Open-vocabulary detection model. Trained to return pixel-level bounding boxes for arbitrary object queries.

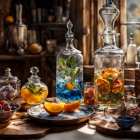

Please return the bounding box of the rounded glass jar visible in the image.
[0,68,21,100]
[21,66,48,105]
[94,0,124,108]
[56,21,83,103]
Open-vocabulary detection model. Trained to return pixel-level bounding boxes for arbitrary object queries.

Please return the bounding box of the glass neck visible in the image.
[102,34,117,47]
[28,74,40,83]
[66,39,74,49]
[130,39,134,44]
[16,4,22,24]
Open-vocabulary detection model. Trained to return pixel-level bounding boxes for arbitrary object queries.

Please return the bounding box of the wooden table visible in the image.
[0,97,137,140]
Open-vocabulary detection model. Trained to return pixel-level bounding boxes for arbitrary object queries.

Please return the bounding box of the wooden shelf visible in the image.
[30,23,66,27]
[0,54,54,60]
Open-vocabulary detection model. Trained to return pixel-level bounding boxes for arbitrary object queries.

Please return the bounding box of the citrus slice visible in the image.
[64,100,81,112]
[96,78,111,95]
[112,85,122,94]
[66,82,73,90]
[43,102,65,115]
[102,68,119,80]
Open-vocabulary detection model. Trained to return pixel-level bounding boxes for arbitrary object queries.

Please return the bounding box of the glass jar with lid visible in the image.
[0,68,21,100]
[21,66,48,105]
[56,21,83,104]
[94,0,124,108]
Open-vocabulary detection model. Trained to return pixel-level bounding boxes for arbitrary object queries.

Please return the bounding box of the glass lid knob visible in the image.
[130,33,134,40]
[65,20,74,40]
[30,66,39,75]
[5,68,12,77]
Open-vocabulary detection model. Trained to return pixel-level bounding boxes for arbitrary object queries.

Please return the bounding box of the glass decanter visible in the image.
[94,0,124,109]
[21,66,48,105]
[56,20,83,103]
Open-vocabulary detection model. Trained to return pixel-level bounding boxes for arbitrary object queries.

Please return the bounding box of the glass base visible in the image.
[97,103,121,110]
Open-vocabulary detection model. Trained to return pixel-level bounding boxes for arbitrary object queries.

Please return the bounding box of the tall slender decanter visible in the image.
[56,21,83,103]
[94,0,124,108]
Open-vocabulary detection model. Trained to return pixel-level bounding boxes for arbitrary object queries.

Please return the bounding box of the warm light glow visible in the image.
[77,124,96,135]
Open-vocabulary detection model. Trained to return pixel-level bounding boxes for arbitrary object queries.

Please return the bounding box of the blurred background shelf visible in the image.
[30,23,66,27]
[0,54,54,60]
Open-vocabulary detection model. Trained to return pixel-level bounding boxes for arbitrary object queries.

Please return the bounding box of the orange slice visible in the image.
[96,78,111,95]
[66,82,73,90]
[112,85,122,94]
[102,68,119,79]
[43,102,65,115]
[64,100,81,113]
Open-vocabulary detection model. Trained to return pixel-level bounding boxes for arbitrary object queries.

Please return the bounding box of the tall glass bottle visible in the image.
[94,0,124,108]
[56,21,83,103]
[127,33,136,66]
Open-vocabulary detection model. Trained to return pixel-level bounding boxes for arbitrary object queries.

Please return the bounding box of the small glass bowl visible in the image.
[84,82,96,106]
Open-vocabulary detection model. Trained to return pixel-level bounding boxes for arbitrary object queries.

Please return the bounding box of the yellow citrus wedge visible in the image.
[96,78,111,95]
[43,102,65,115]
[64,100,81,113]
[66,82,73,90]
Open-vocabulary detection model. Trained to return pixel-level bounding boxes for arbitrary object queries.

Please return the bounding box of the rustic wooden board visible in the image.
[0,118,86,139]
[0,98,91,139]
[89,110,140,138]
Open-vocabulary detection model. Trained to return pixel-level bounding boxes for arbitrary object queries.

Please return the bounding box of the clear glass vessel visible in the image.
[94,0,124,108]
[21,66,48,105]
[127,33,136,66]
[56,21,83,103]
[0,68,21,100]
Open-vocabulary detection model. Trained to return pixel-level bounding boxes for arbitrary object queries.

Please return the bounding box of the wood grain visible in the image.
[89,109,140,138]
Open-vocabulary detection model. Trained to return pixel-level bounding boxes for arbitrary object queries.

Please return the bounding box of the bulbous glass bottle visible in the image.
[94,0,124,108]
[21,66,48,105]
[56,21,83,103]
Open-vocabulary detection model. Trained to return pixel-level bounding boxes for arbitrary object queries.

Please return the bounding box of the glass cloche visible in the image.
[21,66,48,105]
[56,21,83,103]
[0,68,21,100]
[94,0,124,108]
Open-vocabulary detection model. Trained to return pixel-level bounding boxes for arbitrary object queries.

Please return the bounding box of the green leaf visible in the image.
[28,88,36,95]
[62,75,65,79]
[107,78,113,83]
[68,68,74,78]
[36,87,43,94]
[29,83,36,90]
[59,58,65,68]
[66,56,75,69]
[74,68,80,79]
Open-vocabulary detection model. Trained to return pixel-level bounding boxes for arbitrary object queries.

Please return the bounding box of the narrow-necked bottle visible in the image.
[94,0,124,108]
[127,33,136,66]
[56,21,83,103]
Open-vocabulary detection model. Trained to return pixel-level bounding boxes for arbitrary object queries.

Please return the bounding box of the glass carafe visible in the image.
[94,0,124,108]
[21,66,48,105]
[56,21,83,103]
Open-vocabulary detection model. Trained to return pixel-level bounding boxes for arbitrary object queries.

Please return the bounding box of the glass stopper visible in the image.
[30,66,39,75]
[130,33,134,40]
[65,20,74,41]
[99,0,119,35]
[5,68,12,77]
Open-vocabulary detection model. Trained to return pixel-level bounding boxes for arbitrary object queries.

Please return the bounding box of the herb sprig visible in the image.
[28,83,43,95]
[59,56,81,90]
